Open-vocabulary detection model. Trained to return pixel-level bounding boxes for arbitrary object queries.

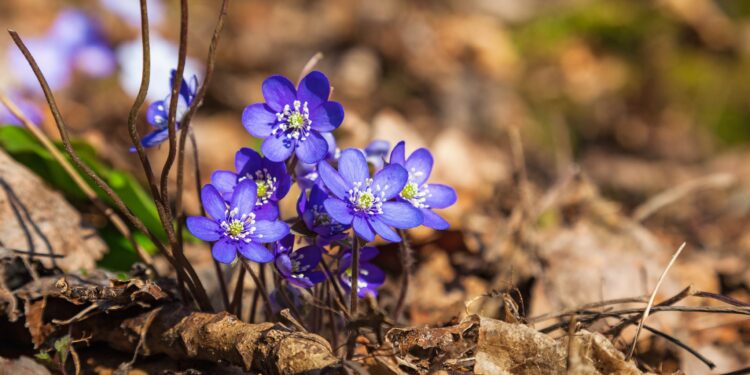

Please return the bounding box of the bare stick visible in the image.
[633,174,735,222]
[626,242,686,360]
[0,93,155,271]
[391,228,413,323]
[297,52,324,84]
[643,324,715,370]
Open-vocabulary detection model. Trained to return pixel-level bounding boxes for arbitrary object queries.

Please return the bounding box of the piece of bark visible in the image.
[0,356,52,375]
[77,303,340,374]
[0,149,106,272]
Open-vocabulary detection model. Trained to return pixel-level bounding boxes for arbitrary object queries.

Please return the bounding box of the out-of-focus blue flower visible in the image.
[297,184,350,245]
[389,141,457,230]
[338,246,385,298]
[0,93,43,127]
[268,283,305,315]
[363,140,390,171]
[117,35,202,101]
[294,132,338,190]
[6,9,115,93]
[242,71,344,163]
[186,180,290,264]
[318,148,422,242]
[130,69,197,151]
[273,234,325,288]
[211,148,291,220]
[100,0,165,27]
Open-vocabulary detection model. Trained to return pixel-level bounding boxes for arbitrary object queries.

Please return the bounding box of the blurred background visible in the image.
[2,0,750,372]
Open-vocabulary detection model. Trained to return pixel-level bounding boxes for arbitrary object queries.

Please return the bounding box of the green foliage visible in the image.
[0,126,163,270]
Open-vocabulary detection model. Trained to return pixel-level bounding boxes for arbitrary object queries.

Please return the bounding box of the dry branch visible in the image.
[78,304,340,374]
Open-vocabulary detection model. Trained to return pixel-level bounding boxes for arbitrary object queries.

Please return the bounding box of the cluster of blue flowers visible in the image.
[179,70,456,299]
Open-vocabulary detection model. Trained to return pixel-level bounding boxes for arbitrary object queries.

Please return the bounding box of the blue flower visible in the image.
[242,71,344,163]
[389,141,457,230]
[294,132,338,190]
[362,140,390,171]
[318,148,422,242]
[6,9,115,93]
[100,0,165,27]
[273,234,325,288]
[211,148,291,221]
[117,35,202,101]
[130,69,198,151]
[338,246,385,298]
[186,180,290,264]
[297,184,350,245]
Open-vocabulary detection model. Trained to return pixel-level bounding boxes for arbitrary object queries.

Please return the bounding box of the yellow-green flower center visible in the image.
[256,180,269,198]
[227,220,244,237]
[356,191,375,210]
[287,112,305,129]
[400,182,419,200]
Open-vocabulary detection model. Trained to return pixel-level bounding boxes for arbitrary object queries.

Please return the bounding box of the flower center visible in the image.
[227,220,244,237]
[239,169,277,205]
[347,179,386,216]
[356,191,375,210]
[287,112,305,129]
[400,182,419,200]
[257,180,269,199]
[221,208,256,242]
[400,181,430,209]
[274,100,312,141]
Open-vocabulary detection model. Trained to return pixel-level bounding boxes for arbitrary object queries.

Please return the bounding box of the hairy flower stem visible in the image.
[242,259,274,321]
[350,235,361,316]
[392,229,413,322]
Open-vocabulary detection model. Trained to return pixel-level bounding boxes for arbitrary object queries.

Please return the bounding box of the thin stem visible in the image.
[124,0,205,309]
[229,265,246,316]
[248,285,260,323]
[392,229,412,323]
[350,235,361,316]
[174,0,230,223]
[320,258,350,318]
[242,259,274,320]
[326,281,340,355]
[0,93,155,273]
[275,274,309,331]
[159,0,189,205]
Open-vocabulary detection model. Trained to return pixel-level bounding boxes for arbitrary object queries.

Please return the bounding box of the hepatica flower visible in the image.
[390,141,457,230]
[319,148,422,242]
[339,246,385,298]
[242,71,344,163]
[295,132,338,190]
[273,234,325,288]
[7,9,115,93]
[131,69,198,151]
[363,140,390,171]
[186,180,289,264]
[297,185,350,244]
[212,148,290,221]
